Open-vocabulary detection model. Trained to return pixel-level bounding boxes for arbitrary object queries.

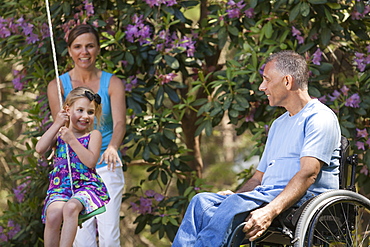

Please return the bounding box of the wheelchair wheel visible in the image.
[294,190,370,247]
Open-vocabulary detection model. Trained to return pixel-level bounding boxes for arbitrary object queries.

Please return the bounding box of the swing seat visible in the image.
[78,205,106,225]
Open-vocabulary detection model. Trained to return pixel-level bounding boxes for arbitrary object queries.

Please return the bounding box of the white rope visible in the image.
[45,0,74,195]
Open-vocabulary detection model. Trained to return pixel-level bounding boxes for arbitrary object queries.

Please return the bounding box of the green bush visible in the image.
[0,0,369,245]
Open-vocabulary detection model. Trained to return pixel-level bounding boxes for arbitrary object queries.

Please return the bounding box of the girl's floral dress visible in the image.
[42,133,110,223]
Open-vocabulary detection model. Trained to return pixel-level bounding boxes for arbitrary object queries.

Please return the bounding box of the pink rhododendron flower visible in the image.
[340,85,349,96]
[360,165,368,176]
[356,128,368,138]
[312,48,322,65]
[345,93,361,108]
[356,141,365,150]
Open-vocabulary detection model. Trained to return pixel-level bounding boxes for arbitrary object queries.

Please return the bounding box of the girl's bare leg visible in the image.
[44,201,65,247]
[60,199,83,247]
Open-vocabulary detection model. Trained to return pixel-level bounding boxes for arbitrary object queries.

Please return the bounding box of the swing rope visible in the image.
[44,1,107,225]
[45,0,74,195]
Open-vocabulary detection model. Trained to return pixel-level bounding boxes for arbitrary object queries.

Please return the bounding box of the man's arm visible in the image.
[217,170,263,196]
[236,170,263,193]
[242,156,323,241]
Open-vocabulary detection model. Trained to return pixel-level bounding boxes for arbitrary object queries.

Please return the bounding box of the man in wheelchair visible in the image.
[172,50,342,247]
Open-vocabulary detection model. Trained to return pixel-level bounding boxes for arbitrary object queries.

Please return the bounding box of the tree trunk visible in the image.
[179,0,222,178]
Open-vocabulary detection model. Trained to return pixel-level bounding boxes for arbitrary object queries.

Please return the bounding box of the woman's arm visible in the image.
[100,75,126,170]
[47,78,64,119]
[61,129,102,168]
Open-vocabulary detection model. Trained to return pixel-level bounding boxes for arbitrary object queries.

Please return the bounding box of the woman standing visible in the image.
[47,24,126,247]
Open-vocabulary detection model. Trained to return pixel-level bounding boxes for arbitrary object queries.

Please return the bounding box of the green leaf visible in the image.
[143,145,151,161]
[62,2,71,16]
[308,0,327,4]
[308,86,321,98]
[148,169,159,180]
[192,98,208,106]
[168,217,178,226]
[300,2,310,17]
[181,1,198,7]
[252,51,258,68]
[154,54,162,64]
[210,105,223,117]
[297,42,315,53]
[133,141,143,157]
[228,25,239,36]
[250,0,258,8]
[135,216,148,234]
[153,217,162,224]
[289,3,301,22]
[195,120,212,136]
[280,43,288,50]
[164,85,180,103]
[355,1,365,13]
[324,7,334,23]
[320,27,331,46]
[148,142,160,155]
[155,86,165,109]
[235,94,250,108]
[218,26,228,49]
[228,109,239,118]
[317,62,334,74]
[164,55,180,69]
[264,22,273,39]
[339,126,350,138]
[355,107,366,116]
[161,170,168,184]
[184,186,194,196]
[125,52,135,65]
[223,94,233,110]
[163,129,176,140]
[341,121,356,128]
[174,8,186,23]
[326,3,341,9]
[197,102,212,117]
[205,120,213,136]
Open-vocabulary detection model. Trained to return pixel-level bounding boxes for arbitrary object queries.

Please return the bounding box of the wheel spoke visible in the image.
[294,191,370,247]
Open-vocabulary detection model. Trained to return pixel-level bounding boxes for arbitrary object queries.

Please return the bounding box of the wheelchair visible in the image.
[227,136,370,247]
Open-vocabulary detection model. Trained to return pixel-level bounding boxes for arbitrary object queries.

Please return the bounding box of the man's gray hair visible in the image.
[266,50,309,90]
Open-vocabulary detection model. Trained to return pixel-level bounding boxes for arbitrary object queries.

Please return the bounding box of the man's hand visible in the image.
[217,190,234,196]
[242,206,275,241]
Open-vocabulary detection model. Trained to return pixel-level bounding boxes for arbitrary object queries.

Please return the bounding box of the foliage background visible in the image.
[0,0,369,246]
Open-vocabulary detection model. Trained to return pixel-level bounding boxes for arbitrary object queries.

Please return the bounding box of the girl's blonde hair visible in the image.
[63,86,102,131]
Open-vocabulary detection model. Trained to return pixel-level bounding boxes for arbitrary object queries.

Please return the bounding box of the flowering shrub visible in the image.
[0,0,369,245]
[128,189,178,239]
[123,172,210,239]
[0,221,21,242]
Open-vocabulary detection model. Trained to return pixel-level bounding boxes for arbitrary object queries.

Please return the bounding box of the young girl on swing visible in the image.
[36,86,110,247]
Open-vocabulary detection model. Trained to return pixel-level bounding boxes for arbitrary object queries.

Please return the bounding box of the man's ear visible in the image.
[285,75,294,90]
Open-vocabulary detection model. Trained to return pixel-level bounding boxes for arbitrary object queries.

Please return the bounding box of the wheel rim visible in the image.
[304,199,370,247]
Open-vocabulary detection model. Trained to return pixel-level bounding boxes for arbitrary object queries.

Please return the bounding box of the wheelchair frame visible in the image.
[227,137,370,247]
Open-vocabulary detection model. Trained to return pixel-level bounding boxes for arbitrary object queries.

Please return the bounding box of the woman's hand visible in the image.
[99,145,122,171]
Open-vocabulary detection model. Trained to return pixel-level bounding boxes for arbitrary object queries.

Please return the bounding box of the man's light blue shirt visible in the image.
[257,99,341,194]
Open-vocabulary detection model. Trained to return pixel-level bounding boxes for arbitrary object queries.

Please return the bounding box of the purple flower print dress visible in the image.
[42,133,110,223]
